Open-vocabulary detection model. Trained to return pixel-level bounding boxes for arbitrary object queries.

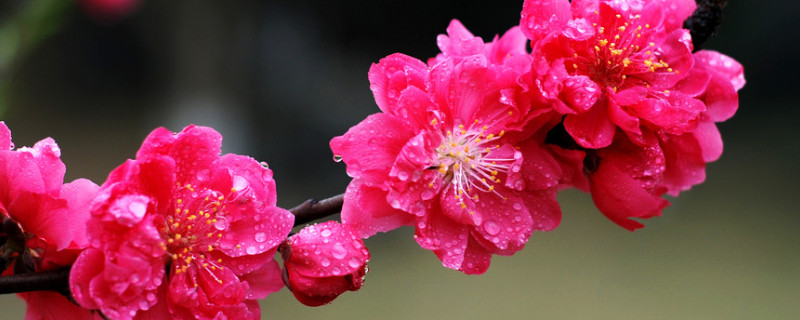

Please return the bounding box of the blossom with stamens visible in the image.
[332,22,569,274]
[521,0,701,148]
[69,125,294,320]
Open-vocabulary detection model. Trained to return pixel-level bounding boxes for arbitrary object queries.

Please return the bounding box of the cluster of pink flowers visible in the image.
[3,124,370,319]
[1,0,743,318]
[332,0,743,274]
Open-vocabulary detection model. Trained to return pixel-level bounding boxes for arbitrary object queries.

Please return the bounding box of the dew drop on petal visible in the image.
[246,246,258,255]
[483,220,501,236]
[320,258,331,267]
[332,243,347,260]
[214,218,229,231]
[321,229,332,237]
[333,155,343,162]
[254,232,267,243]
[348,258,361,269]
[232,175,249,191]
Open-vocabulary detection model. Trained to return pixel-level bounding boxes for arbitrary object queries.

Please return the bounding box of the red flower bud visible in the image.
[280,221,370,306]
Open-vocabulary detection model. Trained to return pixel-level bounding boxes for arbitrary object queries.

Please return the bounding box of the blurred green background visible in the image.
[1,0,798,319]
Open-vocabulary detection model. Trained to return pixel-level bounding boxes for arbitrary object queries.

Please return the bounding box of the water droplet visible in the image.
[397,171,409,181]
[348,258,361,268]
[512,202,523,211]
[232,175,249,191]
[332,243,347,260]
[254,232,267,243]
[483,220,501,236]
[333,155,343,162]
[246,246,258,255]
[146,293,156,301]
[320,258,331,267]
[214,218,229,231]
[421,190,435,200]
[321,229,332,237]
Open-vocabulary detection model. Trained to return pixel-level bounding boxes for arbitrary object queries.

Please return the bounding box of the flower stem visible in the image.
[288,193,344,227]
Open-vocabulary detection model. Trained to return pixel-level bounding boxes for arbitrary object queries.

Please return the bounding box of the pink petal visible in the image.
[520,0,572,41]
[8,192,72,250]
[459,238,492,275]
[701,71,739,122]
[470,193,532,255]
[395,85,436,128]
[340,180,414,238]
[220,205,293,258]
[330,113,414,185]
[674,68,712,98]
[0,121,11,150]
[239,259,284,299]
[368,53,428,115]
[487,26,529,63]
[216,154,277,206]
[414,208,470,271]
[589,157,669,231]
[660,132,706,196]
[649,0,696,31]
[522,189,562,231]
[60,178,100,247]
[694,50,745,91]
[693,121,723,162]
[70,248,105,310]
[564,101,616,149]
[28,138,66,196]
[437,19,485,59]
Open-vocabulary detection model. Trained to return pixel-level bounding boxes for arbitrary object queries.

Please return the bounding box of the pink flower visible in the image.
[279,221,369,307]
[332,22,570,274]
[521,0,702,148]
[0,121,101,320]
[69,125,294,320]
[578,50,743,230]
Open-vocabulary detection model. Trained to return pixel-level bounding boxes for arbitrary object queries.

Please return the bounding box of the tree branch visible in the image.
[289,194,344,227]
[0,268,70,294]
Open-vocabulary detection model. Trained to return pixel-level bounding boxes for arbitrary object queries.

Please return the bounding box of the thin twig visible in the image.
[0,268,70,294]
[288,194,345,227]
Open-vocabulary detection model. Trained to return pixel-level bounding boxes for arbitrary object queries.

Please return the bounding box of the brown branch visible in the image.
[0,268,70,294]
[289,194,344,227]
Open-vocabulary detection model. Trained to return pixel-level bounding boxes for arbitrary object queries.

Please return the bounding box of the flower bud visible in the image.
[279,221,370,306]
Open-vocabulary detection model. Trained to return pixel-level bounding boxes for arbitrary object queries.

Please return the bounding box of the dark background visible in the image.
[1,1,798,318]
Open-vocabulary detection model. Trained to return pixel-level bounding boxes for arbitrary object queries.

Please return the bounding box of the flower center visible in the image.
[158,183,239,275]
[431,119,515,210]
[567,12,677,92]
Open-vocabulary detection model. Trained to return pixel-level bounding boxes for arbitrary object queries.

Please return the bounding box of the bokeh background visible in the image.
[1,0,797,319]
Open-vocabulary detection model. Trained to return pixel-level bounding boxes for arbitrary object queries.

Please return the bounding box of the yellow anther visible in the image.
[176,199,182,204]
[618,26,626,31]
[623,58,632,67]
[598,39,608,46]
